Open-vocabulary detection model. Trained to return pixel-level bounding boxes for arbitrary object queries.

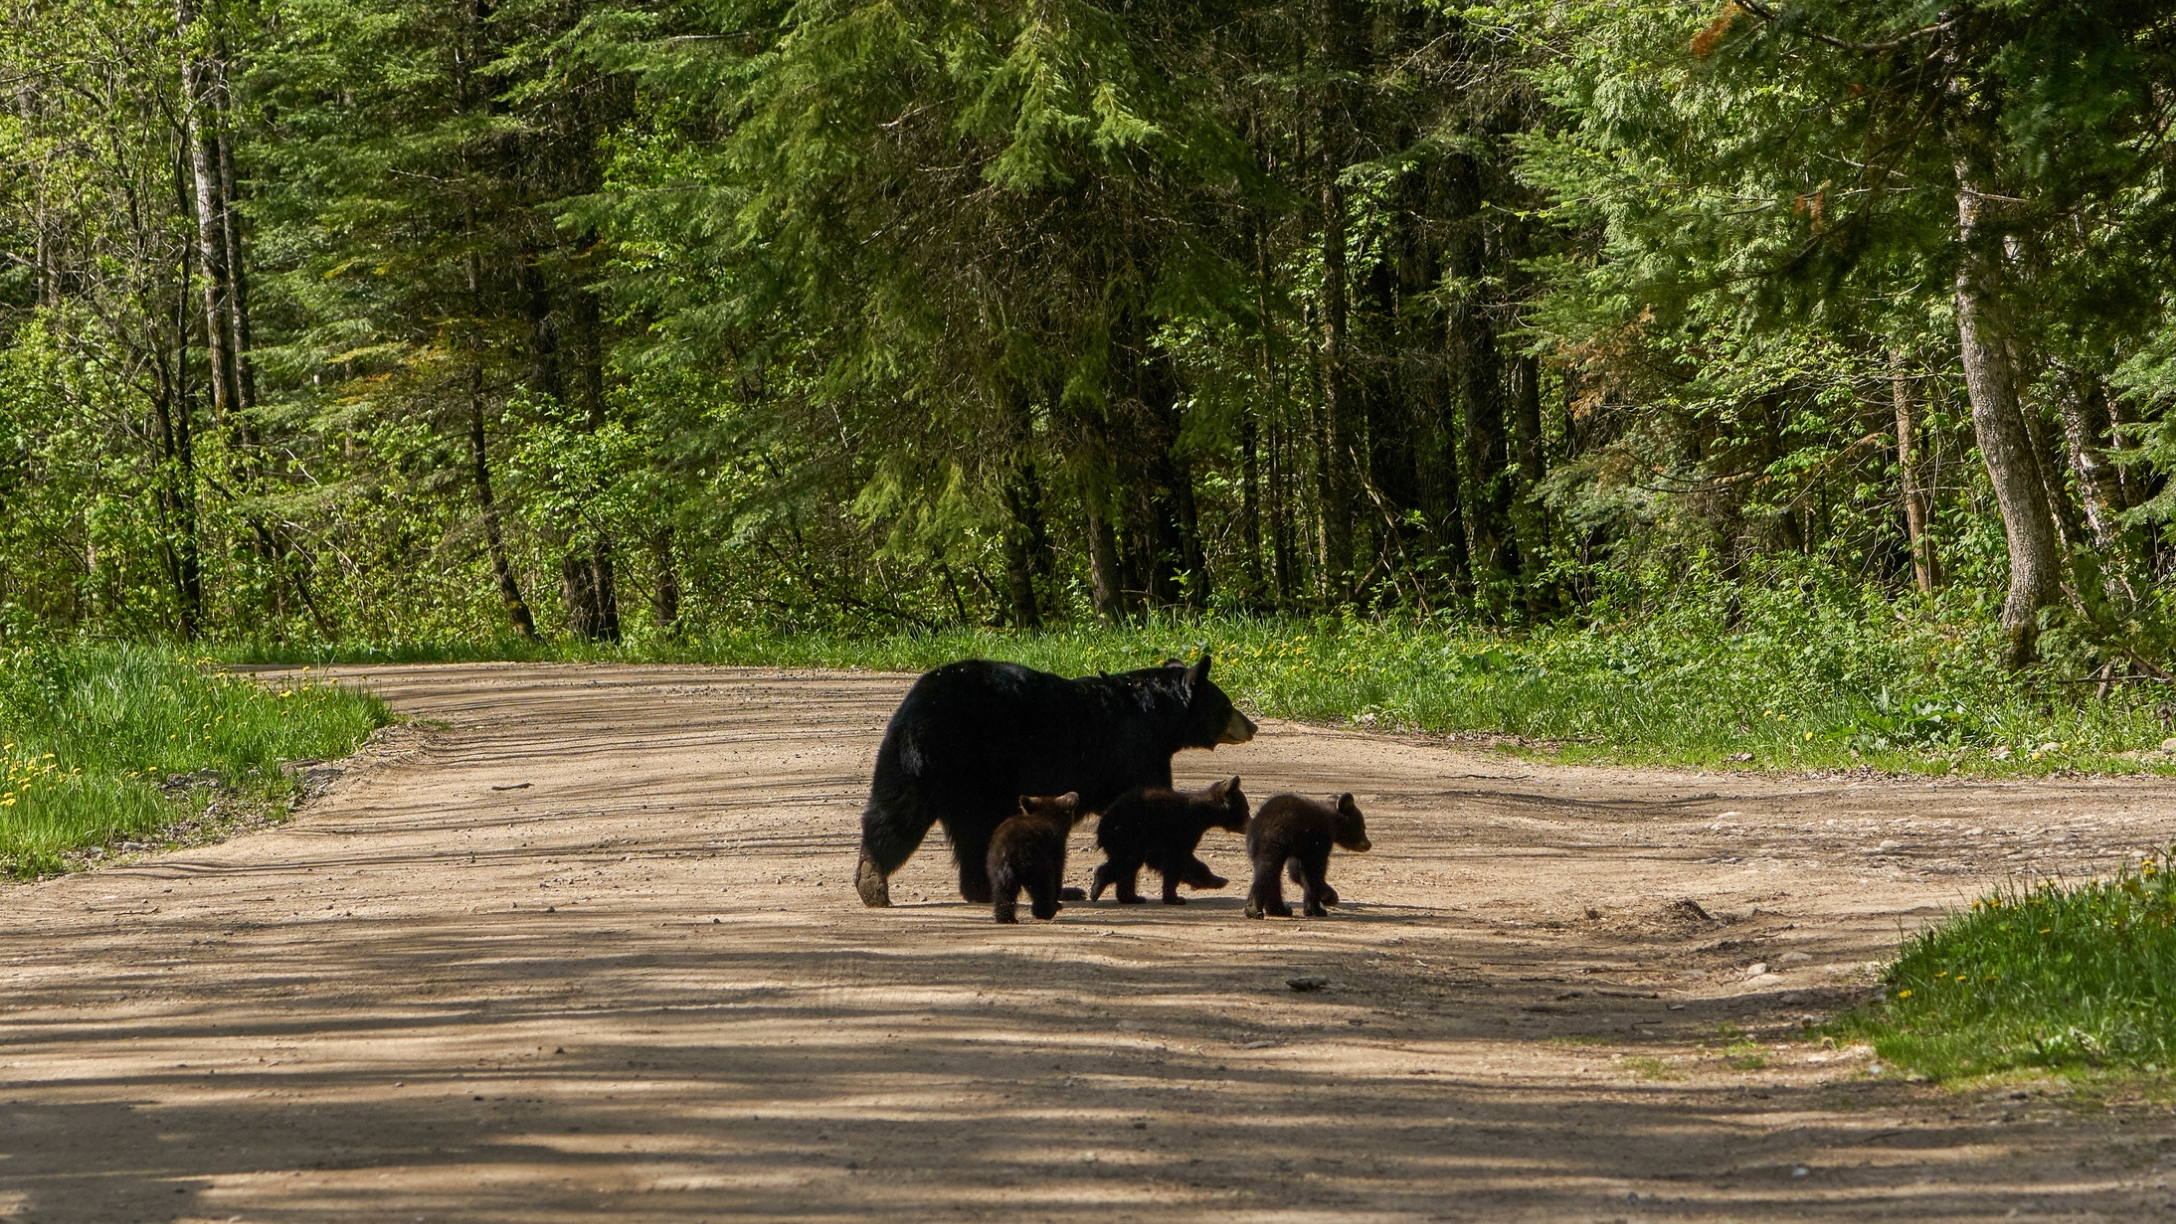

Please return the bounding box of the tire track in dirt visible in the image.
[2,663,2173,1222]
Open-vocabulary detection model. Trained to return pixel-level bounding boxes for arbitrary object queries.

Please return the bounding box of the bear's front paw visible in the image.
[856,852,892,908]
[1303,902,1329,918]
[1161,894,1187,906]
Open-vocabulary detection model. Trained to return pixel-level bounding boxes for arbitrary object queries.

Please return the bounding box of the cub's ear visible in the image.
[1225,775,1242,791]
[1336,792,1359,815]
[1160,657,1185,668]
[1185,652,1212,687]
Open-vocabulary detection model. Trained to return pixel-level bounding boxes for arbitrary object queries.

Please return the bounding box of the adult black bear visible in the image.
[987,792,1084,923]
[1244,793,1371,918]
[856,654,1257,907]
[1089,777,1250,905]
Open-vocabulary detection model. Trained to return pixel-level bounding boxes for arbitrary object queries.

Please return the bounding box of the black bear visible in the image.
[987,792,1084,923]
[1089,777,1250,905]
[1244,793,1371,918]
[857,654,1256,907]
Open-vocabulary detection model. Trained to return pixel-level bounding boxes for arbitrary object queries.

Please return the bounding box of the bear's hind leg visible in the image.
[948,821,996,904]
[1027,864,1062,920]
[1289,857,1338,906]
[1297,851,1334,917]
[1245,856,1291,919]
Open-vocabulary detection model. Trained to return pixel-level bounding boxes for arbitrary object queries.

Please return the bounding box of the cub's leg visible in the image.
[1245,851,1292,919]
[1027,863,1063,921]
[1296,850,1335,917]
[1289,857,1337,905]
[990,865,1021,924]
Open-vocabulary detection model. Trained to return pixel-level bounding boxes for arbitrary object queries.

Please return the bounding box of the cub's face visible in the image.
[1332,793,1372,852]
[1017,791,1084,826]
[1206,775,1250,832]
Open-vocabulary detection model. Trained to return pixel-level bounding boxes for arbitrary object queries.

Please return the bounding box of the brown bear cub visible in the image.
[1089,777,1250,905]
[1244,793,1371,918]
[986,792,1084,923]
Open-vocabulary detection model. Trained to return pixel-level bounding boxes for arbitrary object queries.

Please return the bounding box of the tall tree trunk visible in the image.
[1240,412,1263,604]
[649,527,681,635]
[1890,350,1941,595]
[469,366,539,641]
[1450,157,1513,587]
[1314,0,1363,605]
[215,123,256,413]
[1952,167,2061,666]
[1086,499,1126,624]
[1509,353,1547,583]
[177,0,238,425]
[2056,370,2127,554]
[166,186,204,639]
[1268,415,1296,605]
[999,390,1044,629]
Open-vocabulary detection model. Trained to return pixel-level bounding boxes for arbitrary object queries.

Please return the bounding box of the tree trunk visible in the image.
[1314,0,1363,605]
[469,367,539,641]
[2056,370,2126,554]
[178,0,238,425]
[164,185,204,639]
[1952,167,2061,666]
[1000,391,1044,629]
[1450,157,1513,586]
[1890,350,1941,595]
[1509,352,1547,582]
[1086,500,1126,624]
[1240,412,1263,603]
[1268,415,1296,605]
[649,527,681,635]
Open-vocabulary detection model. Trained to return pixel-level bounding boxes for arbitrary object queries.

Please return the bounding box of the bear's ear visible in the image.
[1160,657,1185,669]
[1336,793,1359,816]
[1223,775,1242,793]
[1185,652,1212,687]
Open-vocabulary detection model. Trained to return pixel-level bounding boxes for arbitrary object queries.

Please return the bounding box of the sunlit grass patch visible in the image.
[1837,849,2176,1081]
[0,646,390,878]
[1619,1055,1688,1080]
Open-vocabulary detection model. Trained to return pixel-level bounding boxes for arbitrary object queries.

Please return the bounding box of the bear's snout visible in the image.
[1350,837,1372,852]
[1221,709,1258,744]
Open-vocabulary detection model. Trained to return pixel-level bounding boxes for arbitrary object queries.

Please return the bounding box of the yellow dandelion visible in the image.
[1896,989,1913,999]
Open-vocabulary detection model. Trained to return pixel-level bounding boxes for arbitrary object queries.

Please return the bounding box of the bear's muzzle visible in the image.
[1220,709,1258,744]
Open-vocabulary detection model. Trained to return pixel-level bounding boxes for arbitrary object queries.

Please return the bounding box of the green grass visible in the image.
[0,645,391,878]
[223,575,2176,778]
[1837,850,2176,1081]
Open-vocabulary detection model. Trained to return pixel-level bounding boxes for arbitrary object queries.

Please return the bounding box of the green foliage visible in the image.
[1841,848,2176,1080]
[227,571,2176,777]
[0,645,390,877]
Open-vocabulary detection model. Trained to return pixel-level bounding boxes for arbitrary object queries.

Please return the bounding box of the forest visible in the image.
[4,0,2176,683]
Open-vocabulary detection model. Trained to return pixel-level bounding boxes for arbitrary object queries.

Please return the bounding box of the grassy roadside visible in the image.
[224,606,2176,779]
[0,645,391,878]
[1838,850,2176,1083]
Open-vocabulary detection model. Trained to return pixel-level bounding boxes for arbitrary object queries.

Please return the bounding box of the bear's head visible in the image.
[1172,654,1257,749]
[1203,775,1250,833]
[1330,793,1371,852]
[1016,791,1085,827]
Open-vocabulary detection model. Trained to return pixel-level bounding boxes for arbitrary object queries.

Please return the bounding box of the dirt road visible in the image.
[4,664,2174,1223]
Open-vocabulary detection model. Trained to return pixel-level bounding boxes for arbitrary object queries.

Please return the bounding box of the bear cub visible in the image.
[1244,793,1371,918]
[986,792,1085,923]
[1089,777,1250,905]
